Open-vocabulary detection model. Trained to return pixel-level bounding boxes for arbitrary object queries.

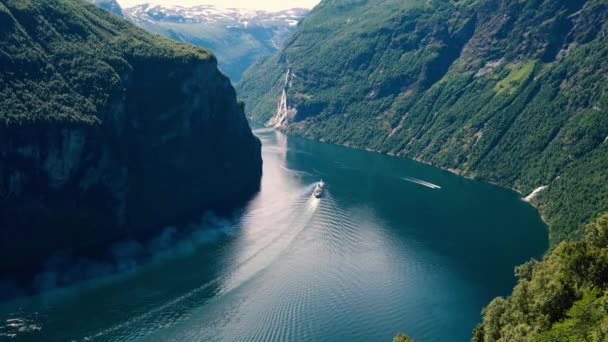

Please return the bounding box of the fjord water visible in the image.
[0,128,547,341]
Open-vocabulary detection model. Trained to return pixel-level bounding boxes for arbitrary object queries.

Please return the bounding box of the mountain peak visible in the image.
[117,0,319,12]
[125,3,307,26]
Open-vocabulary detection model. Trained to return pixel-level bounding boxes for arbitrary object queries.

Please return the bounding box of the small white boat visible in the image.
[313,180,326,198]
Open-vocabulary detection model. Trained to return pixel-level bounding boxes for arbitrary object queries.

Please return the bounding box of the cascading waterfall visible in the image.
[268,69,297,128]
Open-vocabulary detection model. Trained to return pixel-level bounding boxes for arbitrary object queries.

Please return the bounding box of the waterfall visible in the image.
[268,69,297,128]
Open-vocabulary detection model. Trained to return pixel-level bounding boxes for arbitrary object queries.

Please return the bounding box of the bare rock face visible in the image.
[0,0,262,278]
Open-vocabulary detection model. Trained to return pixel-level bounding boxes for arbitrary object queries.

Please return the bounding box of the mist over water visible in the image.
[0,127,547,341]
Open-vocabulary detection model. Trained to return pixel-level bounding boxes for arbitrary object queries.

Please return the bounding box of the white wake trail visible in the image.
[402,177,441,189]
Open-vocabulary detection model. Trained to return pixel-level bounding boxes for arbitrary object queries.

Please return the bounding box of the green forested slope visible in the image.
[0,0,211,125]
[473,214,608,341]
[238,0,608,244]
[0,0,261,279]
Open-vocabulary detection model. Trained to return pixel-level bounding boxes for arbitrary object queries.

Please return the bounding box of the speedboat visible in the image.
[313,180,326,198]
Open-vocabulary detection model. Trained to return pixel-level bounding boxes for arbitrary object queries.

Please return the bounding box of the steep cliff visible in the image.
[0,0,262,277]
[238,0,608,243]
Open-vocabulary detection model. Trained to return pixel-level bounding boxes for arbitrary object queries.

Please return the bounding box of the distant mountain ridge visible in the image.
[125,3,304,27]
[122,3,309,81]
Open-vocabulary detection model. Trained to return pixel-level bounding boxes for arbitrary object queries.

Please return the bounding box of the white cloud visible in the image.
[116,0,320,11]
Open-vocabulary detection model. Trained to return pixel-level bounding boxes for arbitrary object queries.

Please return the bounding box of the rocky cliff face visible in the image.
[238,0,608,243]
[0,0,262,277]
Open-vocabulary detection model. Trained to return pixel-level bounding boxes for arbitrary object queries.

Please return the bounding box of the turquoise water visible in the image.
[0,128,547,341]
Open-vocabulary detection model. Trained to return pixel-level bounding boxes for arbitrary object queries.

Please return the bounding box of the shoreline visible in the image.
[252,120,551,228]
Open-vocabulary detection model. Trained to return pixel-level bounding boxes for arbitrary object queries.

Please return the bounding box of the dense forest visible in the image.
[473,214,608,341]
[0,0,213,125]
[238,0,608,245]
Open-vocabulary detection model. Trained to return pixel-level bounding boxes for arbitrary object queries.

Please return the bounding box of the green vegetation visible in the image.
[239,0,608,244]
[473,214,608,342]
[0,0,212,126]
[393,333,414,342]
[494,61,537,95]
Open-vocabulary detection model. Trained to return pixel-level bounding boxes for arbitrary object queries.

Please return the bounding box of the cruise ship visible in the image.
[313,180,326,198]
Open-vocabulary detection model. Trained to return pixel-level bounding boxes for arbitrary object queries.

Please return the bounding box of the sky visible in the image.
[116,0,321,11]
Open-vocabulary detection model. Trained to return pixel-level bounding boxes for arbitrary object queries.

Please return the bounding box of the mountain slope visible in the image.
[238,0,608,244]
[87,0,123,16]
[124,4,308,82]
[0,0,262,279]
[473,214,608,341]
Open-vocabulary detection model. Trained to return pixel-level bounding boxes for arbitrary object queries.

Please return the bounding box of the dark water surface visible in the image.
[0,128,547,341]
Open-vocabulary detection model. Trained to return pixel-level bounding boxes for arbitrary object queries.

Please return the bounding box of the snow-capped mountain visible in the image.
[123,4,309,81]
[126,4,304,27]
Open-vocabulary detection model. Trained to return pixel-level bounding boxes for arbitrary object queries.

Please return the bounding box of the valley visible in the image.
[118,1,308,81]
[1,0,607,341]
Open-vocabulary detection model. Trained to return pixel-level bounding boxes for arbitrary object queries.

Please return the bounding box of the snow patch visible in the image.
[125,4,308,27]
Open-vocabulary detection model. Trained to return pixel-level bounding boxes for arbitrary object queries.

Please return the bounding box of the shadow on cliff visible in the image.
[0,192,261,303]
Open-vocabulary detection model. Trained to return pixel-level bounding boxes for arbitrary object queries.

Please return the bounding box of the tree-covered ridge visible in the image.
[473,214,608,342]
[0,0,262,278]
[0,0,212,126]
[238,0,608,243]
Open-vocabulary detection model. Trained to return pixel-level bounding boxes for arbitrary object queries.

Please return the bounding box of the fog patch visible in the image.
[0,212,239,302]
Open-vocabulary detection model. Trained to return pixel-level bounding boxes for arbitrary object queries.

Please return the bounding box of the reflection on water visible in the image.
[0,127,547,342]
